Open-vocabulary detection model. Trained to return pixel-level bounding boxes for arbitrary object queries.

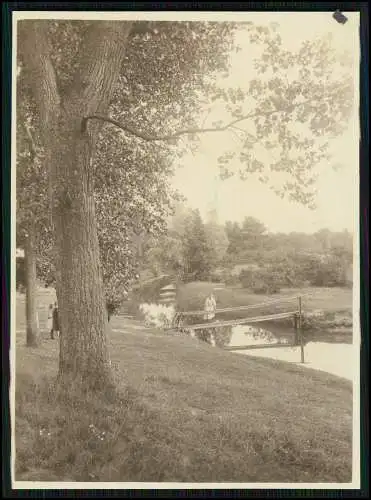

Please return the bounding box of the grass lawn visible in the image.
[176,282,353,313]
[14,289,353,483]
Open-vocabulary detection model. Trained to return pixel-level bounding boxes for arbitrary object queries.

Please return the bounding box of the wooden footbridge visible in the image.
[167,294,306,363]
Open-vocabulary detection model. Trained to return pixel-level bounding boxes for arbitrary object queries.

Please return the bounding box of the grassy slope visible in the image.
[15,290,352,483]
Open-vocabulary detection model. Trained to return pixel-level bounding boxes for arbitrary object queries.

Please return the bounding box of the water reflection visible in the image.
[228,325,290,347]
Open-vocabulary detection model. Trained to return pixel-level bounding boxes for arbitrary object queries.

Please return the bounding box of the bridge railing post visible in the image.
[294,313,298,345]
[298,296,305,363]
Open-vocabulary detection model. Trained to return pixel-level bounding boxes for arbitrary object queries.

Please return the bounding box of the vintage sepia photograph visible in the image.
[11,10,360,489]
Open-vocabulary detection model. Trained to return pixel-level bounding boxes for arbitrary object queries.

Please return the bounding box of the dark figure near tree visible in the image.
[106,302,116,322]
[52,303,59,339]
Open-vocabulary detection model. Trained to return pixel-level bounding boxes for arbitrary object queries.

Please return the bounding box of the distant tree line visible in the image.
[141,206,353,293]
[17,204,353,298]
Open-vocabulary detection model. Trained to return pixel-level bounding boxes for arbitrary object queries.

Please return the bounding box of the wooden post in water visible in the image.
[294,313,298,345]
[298,296,305,363]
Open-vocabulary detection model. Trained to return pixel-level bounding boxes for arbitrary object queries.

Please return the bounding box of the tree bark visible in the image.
[25,223,38,347]
[52,120,114,390]
[20,20,133,391]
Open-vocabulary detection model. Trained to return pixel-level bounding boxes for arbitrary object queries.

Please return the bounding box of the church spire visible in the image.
[206,174,219,224]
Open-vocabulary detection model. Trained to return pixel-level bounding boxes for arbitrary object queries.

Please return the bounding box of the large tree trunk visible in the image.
[20,20,133,391]
[53,120,113,390]
[25,223,38,347]
[53,25,132,391]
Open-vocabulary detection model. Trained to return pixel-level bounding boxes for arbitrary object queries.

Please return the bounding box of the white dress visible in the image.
[203,297,216,321]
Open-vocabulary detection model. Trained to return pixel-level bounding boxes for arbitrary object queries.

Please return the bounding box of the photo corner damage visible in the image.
[333,11,348,25]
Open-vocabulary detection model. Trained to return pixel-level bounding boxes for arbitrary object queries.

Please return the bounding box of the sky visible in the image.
[170,12,360,234]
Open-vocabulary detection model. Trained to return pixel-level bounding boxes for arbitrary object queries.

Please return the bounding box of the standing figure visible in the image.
[52,302,60,339]
[203,292,217,322]
[47,304,53,339]
[202,292,217,347]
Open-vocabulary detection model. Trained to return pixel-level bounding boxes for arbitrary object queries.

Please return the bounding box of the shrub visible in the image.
[240,267,281,294]
[224,275,241,287]
[122,299,141,318]
[239,269,255,289]
[139,303,176,329]
[311,257,348,287]
[301,312,322,331]
[209,269,226,284]
[106,299,125,321]
[287,252,351,288]
[135,276,174,304]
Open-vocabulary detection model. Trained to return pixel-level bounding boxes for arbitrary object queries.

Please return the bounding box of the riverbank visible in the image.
[231,341,356,381]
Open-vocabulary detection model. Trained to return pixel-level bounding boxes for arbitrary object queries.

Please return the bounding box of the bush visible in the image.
[224,275,241,287]
[310,257,348,287]
[240,267,281,294]
[123,299,141,318]
[139,303,176,329]
[252,284,279,294]
[106,300,122,321]
[240,250,352,289]
[135,275,174,304]
[301,310,352,331]
[239,269,255,289]
[209,269,226,283]
[288,252,350,288]
[301,312,322,331]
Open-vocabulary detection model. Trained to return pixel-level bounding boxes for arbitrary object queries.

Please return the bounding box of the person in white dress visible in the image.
[203,293,217,321]
[203,292,217,346]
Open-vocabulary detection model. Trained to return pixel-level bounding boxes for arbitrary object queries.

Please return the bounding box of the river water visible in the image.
[228,326,356,382]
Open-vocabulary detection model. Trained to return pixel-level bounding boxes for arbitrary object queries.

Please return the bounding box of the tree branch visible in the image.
[18,21,60,131]
[81,102,304,142]
[83,88,343,144]
[18,21,60,230]
[81,110,261,141]
[229,127,243,145]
